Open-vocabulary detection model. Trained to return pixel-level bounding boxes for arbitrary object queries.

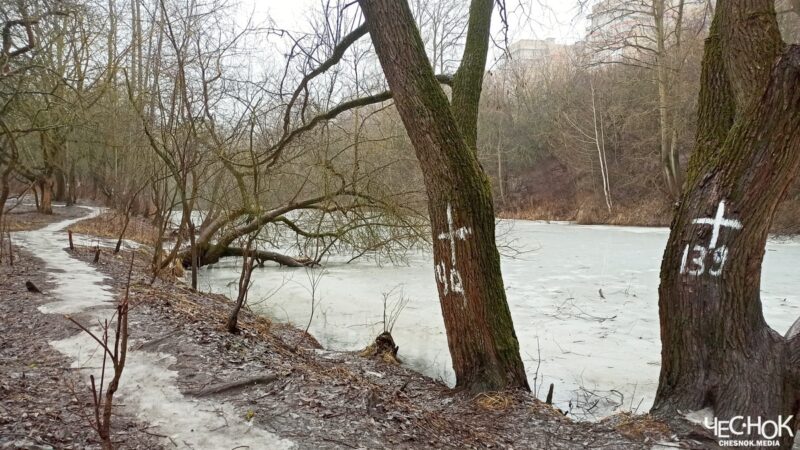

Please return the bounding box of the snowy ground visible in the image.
[15,206,294,449]
[198,219,800,420]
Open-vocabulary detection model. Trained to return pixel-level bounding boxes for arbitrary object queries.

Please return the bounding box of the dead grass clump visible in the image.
[502,196,675,227]
[473,392,513,411]
[358,344,375,358]
[608,199,672,227]
[606,412,672,442]
[575,201,611,225]
[359,332,400,364]
[68,212,158,246]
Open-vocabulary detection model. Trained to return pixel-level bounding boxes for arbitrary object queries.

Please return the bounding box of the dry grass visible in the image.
[501,197,674,227]
[503,195,800,234]
[68,212,159,246]
[498,200,576,222]
[473,392,514,411]
[605,412,672,442]
[3,207,84,232]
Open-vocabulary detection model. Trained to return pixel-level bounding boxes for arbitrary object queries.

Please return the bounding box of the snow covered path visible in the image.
[15,207,294,449]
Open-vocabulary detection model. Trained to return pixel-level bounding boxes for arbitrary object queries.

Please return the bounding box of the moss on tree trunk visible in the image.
[654,1,800,447]
[358,0,528,392]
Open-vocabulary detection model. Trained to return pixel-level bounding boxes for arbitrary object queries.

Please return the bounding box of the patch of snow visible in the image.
[52,331,294,449]
[683,407,715,426]
[15,207,294,449]
[650,442,682,449]
[16,207,114,315]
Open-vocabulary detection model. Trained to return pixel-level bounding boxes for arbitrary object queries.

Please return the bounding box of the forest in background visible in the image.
[477,0,800,230]
[3,0,800,240]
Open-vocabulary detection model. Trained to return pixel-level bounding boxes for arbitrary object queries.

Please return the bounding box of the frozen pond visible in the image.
[197,220,800,420]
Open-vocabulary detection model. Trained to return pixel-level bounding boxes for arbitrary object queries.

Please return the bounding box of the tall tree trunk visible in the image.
[54,168,67,202]
[67,161,76,206]
[38,176,53,215]
[654,1,800,447]
[358,0,528,392]
[654,0,682,200]
[449,0,493,153]
[0,163,12,228]
[495,135,505,208]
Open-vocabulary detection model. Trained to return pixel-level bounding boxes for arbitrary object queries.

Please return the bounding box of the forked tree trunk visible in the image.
[358,0,528,392]
[654,1,800,447]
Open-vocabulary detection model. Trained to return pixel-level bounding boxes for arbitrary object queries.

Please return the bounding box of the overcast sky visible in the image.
[244,0,591,45]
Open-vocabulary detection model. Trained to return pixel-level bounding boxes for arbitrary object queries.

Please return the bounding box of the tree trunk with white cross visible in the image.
[654,1,800,447]
[357,0,529,391]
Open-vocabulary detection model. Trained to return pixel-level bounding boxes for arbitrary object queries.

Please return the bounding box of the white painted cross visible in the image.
[691,200,742,249]
[436,203,472,297]
[438,203,472,267]
[680,200,743,277]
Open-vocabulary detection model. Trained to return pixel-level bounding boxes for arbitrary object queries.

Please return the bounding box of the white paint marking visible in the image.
[688,245,706,277]
[435,261,449,296]
[681,200,742,278]
[435,203,472,300]
[691,200,742,249]
[708,246,729,277]
[680,244,689,274]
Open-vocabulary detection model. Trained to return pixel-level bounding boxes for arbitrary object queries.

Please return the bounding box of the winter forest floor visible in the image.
[0,205,719,449]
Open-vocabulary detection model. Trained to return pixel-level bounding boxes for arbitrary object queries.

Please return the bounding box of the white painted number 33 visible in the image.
[680,200,742,278]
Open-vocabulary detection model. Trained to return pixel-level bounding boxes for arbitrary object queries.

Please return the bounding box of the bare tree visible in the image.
[586,0,710,200]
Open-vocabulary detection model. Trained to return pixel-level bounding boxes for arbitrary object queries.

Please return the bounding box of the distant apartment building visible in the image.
[503,38,574,67]
[585,0,708,64]
[508,38,559,63]
[490,38,579,88]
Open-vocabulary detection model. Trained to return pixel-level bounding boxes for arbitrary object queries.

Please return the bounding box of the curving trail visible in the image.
[15,206,294,450]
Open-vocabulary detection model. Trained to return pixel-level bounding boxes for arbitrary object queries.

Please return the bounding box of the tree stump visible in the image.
[360,331,400,364]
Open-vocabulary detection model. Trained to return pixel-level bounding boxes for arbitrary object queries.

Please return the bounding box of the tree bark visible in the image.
[358,0,528,392]
[450,0,492,153]
[38,176,53,215]
[186,244,310,269]
[654,1,800,447]
[227,250,255,333]
[0,161,12,228]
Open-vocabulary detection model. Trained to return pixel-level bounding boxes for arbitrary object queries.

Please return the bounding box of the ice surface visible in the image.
[199,219,800,420]
[16,207,293,449]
